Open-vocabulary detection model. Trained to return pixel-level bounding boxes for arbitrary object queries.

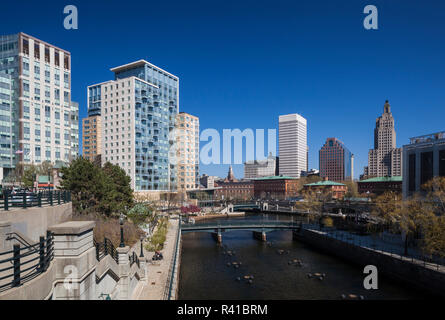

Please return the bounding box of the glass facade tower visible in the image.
[96,60,179,192]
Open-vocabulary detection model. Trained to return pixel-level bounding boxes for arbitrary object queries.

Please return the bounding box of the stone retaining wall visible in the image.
[293,228,445,298]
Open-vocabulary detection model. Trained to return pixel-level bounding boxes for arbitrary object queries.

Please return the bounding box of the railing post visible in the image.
[23,192,27,209]
[12,244,21,287]
[38,236,45,271]
[38,192,42,207]
[104,237,108,256]
[45,230,52,271]
[58,190,61,205]
[49,190,53,206]
[4,190,8,211]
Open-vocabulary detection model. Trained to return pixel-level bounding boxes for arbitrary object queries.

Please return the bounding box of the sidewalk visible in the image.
[132,218,179,300]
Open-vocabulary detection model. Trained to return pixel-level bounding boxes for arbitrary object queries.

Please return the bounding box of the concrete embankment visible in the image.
[293,228,445,298]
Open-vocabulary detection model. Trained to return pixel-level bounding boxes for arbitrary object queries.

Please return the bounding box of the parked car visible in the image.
[9,192,38,205]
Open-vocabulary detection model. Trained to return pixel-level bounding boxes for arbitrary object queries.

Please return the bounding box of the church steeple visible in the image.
[227,165,235,181]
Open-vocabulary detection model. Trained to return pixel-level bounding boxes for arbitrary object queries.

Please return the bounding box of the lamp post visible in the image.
[119,213,125,247]
[140,236,144,258]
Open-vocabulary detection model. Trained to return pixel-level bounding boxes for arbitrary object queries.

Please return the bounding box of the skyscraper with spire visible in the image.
[365,100,402,178]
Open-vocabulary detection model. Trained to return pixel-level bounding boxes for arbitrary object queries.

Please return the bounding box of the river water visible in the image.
[178,213,428,300]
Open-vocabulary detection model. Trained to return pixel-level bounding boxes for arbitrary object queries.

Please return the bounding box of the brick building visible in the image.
[253,176,299,200]
[303,178,347,200]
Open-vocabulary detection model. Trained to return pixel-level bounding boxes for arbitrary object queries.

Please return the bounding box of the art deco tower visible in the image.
[366,101,402,177]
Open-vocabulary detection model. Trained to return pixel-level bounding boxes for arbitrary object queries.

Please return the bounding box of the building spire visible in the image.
[384,100,391,113]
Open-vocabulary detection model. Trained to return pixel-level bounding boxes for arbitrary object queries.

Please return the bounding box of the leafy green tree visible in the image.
[100,162,133,217]
[60,157,106,215]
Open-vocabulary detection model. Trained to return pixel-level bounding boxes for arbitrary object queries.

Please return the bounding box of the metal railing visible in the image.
[94,237,118,264]
[0,190,71,211]
[0,231,54,292]
[180,220,300,231]
[129,251,140,268]
[164,221,181,300]
[304,225,444,271]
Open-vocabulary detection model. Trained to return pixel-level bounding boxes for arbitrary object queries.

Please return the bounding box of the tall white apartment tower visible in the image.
[0,33,73,175]
[278,113,307,178]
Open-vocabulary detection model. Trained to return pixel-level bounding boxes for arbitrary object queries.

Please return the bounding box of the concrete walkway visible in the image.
[132,218,179,300]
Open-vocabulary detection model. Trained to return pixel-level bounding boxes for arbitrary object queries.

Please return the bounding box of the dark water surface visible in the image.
[178,214,428,300]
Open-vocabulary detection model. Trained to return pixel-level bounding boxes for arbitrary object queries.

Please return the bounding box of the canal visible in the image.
[178,213,428,300]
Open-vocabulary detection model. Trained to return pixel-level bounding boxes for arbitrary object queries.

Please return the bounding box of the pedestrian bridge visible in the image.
[180,220,300,242]
[232,203,260,211]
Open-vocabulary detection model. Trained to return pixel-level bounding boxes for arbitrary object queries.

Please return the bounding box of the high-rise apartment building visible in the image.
[319,137,353,181]
[70,101,79,160]
[0,72,15,180]
[278,113,307,178]
[0,33,73,175]
[92,60,179,192]
[82,115,101,163]
[175,112,199,190]
[366,101,402,178]
[244,153,277,179]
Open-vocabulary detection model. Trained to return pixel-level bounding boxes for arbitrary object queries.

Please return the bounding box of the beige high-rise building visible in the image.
[82,115,101,163]
[366,101,402,178]
[175,112,199,190]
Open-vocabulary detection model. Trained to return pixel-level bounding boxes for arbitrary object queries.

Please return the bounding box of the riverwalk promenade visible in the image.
[132,218,179,300]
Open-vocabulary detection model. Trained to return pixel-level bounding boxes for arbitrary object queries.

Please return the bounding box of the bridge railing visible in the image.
[180,220,300,230]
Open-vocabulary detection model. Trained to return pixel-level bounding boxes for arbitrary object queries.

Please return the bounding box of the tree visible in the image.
[127,203,153,227]
[420,177,445,258]
[300,187,331,227]
[343,180,358,198]
[100,162,134,217]
[60,157,106,215]
[23,165,38,189]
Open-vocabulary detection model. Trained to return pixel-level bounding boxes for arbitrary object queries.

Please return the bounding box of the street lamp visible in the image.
[140,235,144,258]
[119,213,125,247]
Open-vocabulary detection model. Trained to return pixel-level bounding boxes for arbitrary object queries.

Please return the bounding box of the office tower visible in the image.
[244,152,277,179]
[175,112,199,190]
[0,33,72,170]
[319,138,354,181]
[82,115,102,162]
[95,59,179,191]
[367,100,402,177]
[402,131,445,198]
[278,113,307,178]
[70,101,79,160]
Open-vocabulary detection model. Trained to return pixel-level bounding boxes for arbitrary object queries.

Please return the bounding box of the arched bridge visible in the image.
[180,220,300,242]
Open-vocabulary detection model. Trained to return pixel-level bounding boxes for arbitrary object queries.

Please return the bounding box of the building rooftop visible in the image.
[254,175,298,180]
[358,176,403,183]
[110,59,178,79]
[304,180,346,186]
[408,131,445,145]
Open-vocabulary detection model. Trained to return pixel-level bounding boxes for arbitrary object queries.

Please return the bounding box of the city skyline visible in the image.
[1,1,445,179]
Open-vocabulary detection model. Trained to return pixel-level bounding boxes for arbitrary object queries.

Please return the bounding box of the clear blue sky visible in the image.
[2,0,445,179]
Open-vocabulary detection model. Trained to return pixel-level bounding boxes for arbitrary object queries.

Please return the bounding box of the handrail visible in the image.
[0,190,71,211]
[0,232,54,292]
[5,232,37,254]
[164,220,181,300]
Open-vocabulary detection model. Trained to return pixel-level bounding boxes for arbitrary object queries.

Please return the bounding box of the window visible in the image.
[420,151,433,186]
[440,150,445,177]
